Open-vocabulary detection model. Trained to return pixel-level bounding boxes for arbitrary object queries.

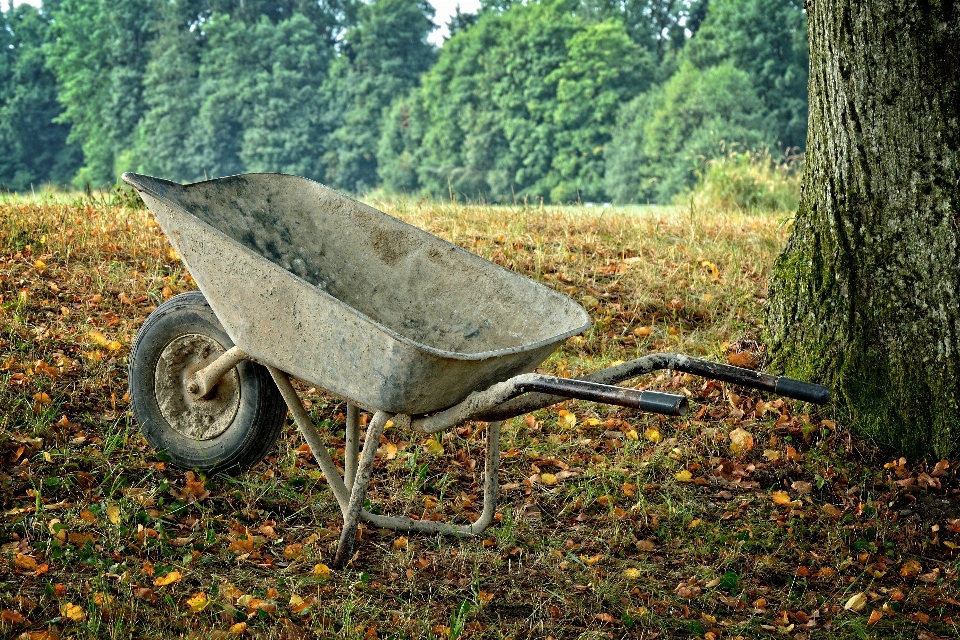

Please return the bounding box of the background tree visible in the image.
[766,0,960,458]
[0,3,80,190]
[46,0,157,187]
[378,0,652,202]
[323,0,436,193]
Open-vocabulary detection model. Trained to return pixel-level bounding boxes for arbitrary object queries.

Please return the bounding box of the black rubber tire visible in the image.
[128,291,287,474]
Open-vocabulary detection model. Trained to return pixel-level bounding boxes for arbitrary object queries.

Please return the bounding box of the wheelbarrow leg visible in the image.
[333,410,389,568]
[358,420,501,536]
[345,404,361,490]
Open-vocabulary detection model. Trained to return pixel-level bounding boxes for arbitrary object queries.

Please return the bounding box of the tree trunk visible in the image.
[766,0,960,458]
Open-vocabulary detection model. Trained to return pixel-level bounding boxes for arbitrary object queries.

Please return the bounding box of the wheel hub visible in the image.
[155,334,240,440]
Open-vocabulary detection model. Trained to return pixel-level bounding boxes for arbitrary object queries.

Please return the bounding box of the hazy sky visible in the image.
[9,0,481,45]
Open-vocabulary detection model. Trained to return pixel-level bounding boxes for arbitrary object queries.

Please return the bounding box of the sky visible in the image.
[9,0,482,46]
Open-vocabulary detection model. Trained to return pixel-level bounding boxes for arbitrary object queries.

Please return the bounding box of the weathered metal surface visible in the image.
[122,172,591,415]
[155,334,240,440]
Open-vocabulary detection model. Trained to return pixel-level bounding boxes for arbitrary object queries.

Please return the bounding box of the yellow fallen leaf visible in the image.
[154,571,182,586]
[633,326,653,337]
[763,449,781,461]
[622,482,637,497]
[230,622,248,635]
[313,563,330,579]
[34,259,47,271]
[88,330,108,346]
[423,438,444,456]
[675,470,693,482]
[644,427,663,443]
[580,553,603,566]
[844,592,867,611]
[625,428,639,440]
[106,503,121,525]
[186,592,209,613]
[167,247,180,261]
[33,392,51,405]
[15,554,38,571]
[559,412,577,428]
[79,509,96,523]
[584,418,602,426]
[540,473,558,486]
[700,260,719,278]
[771,491,793,506]
[61,602,85,621]
[382,442,398,460]
[623,567,642,580]
[106,341,122,351]
[393,536,408,550]
[478,590,494,606]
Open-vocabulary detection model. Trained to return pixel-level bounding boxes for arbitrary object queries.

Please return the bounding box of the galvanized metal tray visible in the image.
[122,172,591,414]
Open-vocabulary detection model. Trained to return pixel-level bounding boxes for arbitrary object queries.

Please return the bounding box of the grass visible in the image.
[1,194,959,639]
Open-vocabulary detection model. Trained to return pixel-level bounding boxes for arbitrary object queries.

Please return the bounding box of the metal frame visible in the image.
[184,348,827,567]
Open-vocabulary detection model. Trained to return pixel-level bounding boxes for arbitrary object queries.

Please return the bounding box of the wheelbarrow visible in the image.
[121,172,829,567]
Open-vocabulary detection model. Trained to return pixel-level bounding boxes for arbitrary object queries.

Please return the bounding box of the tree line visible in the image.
[1,0,807,203]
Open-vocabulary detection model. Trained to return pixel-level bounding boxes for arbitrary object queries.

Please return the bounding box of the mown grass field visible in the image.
[1,191,959,639]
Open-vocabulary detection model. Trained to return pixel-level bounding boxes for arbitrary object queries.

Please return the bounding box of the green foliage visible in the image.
[0,3,80,190]
[0,0,808,201]
[379,0,652,202]
[681,149,801,212]
[323,0,436,193]
[606,62,773,203]
[46,0,158,187]
[683,0,809,150]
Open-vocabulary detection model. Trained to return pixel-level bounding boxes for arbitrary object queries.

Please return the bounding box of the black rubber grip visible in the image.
[638,390,690,416]
[774,377,831,404]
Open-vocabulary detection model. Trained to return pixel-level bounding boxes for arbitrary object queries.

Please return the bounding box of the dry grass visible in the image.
[1,194,958,639]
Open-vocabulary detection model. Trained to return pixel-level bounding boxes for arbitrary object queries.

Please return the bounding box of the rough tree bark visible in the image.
[766,1,960,458]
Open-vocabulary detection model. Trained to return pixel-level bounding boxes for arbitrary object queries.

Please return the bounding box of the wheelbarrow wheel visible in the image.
[129,291,286,473]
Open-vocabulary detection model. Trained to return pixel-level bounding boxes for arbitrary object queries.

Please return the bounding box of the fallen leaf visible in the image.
[900,559,922,577]
[675,470,693,482]
[423,438,444,456]
[622,482,636,497]
[540,473,558,486]
[580,553,603,566]
[1,609,25,625]
[154,571,182,586]
[230,622,248,635]
[791,481,813,494]
[727,351,757,369]
[106,503,121,525]
[61,602,86,621]
[729,427,754,453]
[313,563,330,579]
[844,592,867,612]
[283,544,303,560]
[771,491,793,506]
[644,427,663,443]
[393,536,408,550]
[623,567,642,580]
[822,503,842,519]
[14,554,38,571]
[186,592,209,613]
[633,326,653,337]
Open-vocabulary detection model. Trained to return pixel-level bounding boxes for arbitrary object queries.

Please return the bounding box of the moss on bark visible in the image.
[766,0,960,458]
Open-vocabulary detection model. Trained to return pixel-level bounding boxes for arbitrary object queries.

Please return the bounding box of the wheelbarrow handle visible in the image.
[516,376,688,416]
[668,358,830,405]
